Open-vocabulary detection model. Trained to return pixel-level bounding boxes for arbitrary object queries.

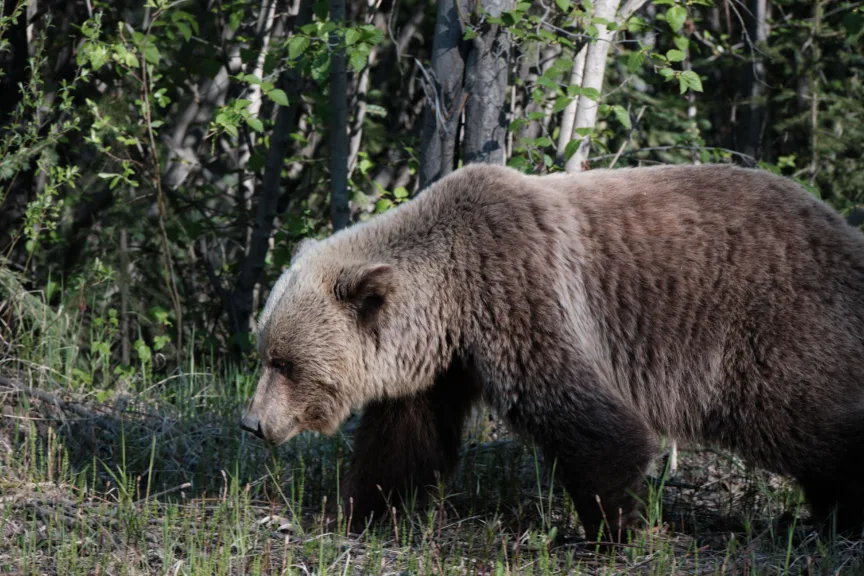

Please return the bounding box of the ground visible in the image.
[1,364,863,575]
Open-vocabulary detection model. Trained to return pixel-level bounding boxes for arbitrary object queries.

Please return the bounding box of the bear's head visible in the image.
[240,241,397,446]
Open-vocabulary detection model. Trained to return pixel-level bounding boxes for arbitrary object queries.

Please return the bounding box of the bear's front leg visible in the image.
[517,382,657,544]
[334,361,480,533]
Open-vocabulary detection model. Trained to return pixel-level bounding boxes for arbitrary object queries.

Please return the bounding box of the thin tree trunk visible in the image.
[228,0,314,337]
[418,0,469,190]
[462,0,514,167]
[555,44,587,164]
[119,225,131,366]
[238,0,281,256]
[565,0,622,172]
[565,0,648,172]
[808,0,821,184]
[684,32,700,165]
[329,0,350,230]
[348,44,380,176]
[740,0,769,160]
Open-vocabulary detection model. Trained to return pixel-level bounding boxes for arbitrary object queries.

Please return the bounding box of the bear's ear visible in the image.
[334,263,394,321]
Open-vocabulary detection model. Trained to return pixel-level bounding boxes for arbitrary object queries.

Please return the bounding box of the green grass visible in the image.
[2,270,863,574]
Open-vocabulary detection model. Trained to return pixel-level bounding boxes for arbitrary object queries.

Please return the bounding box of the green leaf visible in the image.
[627,51,645,72]
[243,74,262,85]
[268,89,289,106]
[361,26,384,45]
[580,87,601,102]
[552,58,574,74]
[666,6,687,33]
[223,123,238,138]
[154,335,171,351]
[564,139,581,161]
[612,105,631,129]
[666,49,686,62]
[393,187,409,199]
[311,52,330,82]
[509,118,526,133]
[375,198,393,213]
[143,43,160,65]
[659,66,675,79]
[553,95,574,113]
[556,0,572,10]
[537,75,561,92]
[175,21,192,42]
[574,127,594,137]
[366,104,387,117]
[680,70,703,93]
[345,28,362,46]
[535,136,553,147]
[288,35,311,60]
[350,49,368,73]
[246,117,264,133]
[673,36,690,51]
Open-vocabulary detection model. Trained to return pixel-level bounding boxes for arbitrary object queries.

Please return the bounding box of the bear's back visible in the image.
[421,164,864,442]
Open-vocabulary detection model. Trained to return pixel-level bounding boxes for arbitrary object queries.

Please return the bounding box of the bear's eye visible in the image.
[271,359,294,376]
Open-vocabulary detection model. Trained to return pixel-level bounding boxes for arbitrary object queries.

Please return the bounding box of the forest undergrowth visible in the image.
[2,267,864,576]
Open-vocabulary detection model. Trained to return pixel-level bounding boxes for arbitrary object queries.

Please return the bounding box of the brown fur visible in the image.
[241,163,864,542]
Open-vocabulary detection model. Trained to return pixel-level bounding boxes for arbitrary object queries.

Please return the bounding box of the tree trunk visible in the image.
[808,0,821,184]
[462,0,514,167]
[555,44,587,164]
[238,0,281,263]
[738,0,769,161]
[418,0,470,190]
[565,0,622,172]
[329,0,350,231]
[227,0,314,338]
[564,0,648,172]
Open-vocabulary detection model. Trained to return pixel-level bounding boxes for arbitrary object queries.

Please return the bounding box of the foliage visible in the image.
[1,0,864,570]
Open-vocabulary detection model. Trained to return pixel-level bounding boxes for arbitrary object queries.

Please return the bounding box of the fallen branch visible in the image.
[0,374,99,420]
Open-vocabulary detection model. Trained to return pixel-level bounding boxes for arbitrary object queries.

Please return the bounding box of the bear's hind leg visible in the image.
[799,475,864,538]
[795,422,864,539]
[337,361,480,533]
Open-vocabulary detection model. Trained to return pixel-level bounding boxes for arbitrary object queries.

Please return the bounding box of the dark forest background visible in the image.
[3,0,862,368]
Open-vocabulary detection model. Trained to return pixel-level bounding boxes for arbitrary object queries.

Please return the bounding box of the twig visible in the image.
[589,145,756,165]
[133,482,193,505]
[0,375,98,420]
[141,3,185,358]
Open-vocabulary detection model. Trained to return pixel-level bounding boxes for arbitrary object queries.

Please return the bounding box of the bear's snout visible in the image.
[239,414,264,439]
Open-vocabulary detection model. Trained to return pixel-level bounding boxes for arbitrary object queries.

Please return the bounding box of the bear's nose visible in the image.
[240,414,264,439]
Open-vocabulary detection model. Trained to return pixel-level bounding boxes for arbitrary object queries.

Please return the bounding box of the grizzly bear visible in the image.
[240,163,864,543]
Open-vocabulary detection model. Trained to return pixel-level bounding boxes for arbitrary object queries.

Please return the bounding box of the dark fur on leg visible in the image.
[333,361,480,533]
[513,373,658,546]
[795,421,864,539]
